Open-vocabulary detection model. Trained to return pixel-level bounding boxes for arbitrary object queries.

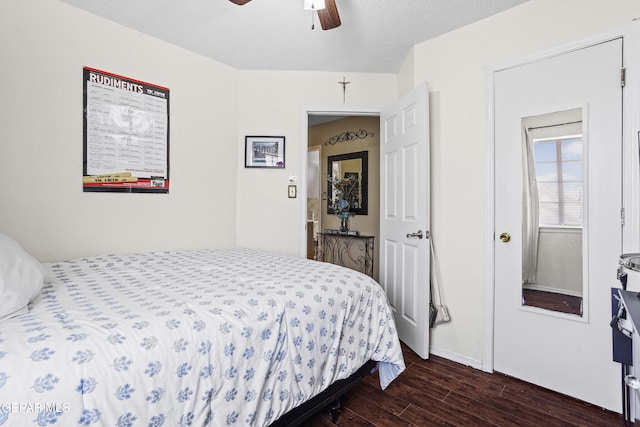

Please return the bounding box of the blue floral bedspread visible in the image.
[0,248,405,426]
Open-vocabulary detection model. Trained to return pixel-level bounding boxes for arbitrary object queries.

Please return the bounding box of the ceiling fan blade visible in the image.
[317,0,341,30]
[229,0,251,5]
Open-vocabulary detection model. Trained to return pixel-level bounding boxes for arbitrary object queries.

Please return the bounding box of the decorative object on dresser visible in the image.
[327,172,359,233]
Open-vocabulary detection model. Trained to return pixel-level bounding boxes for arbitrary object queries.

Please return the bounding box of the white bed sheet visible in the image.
[0,248,405,426]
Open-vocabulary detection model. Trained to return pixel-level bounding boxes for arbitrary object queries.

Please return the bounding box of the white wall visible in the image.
[235,71,396,255]
[396,47,415,98]
[0,0,240,261]
[0,1,397,262]
[411,0,640,364]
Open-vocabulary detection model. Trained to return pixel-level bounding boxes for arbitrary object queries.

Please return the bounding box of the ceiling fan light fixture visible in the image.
[304,0,326,11]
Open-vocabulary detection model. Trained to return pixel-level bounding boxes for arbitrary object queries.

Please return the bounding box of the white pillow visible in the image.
[0,234,45,320]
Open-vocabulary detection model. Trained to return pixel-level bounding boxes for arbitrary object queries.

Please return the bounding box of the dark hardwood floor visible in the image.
[304,343,627,427]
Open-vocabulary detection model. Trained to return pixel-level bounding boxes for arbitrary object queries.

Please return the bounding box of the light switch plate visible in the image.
[288,185,297,198]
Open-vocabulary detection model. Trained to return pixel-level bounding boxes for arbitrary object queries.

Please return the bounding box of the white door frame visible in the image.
[297,105,383,258]
[483,22,640,373]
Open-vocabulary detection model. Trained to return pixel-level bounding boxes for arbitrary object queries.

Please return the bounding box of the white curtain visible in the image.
[522,127,539,285]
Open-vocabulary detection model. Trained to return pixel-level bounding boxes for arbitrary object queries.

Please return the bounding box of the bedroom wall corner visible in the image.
[396,46,416,99]
[0,0,240,261]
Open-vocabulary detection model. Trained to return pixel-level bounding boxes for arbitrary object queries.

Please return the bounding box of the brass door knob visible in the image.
[499,232,511,242]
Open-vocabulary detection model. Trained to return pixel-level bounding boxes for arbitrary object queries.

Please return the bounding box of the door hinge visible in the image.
[621,68,626,87]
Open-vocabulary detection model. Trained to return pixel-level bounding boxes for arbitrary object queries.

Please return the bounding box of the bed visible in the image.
[0,234,405,426]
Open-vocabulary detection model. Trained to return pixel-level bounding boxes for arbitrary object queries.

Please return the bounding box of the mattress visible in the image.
[0,247,405,426]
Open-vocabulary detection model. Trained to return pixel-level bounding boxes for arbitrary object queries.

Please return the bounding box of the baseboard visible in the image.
[429,345,483,371]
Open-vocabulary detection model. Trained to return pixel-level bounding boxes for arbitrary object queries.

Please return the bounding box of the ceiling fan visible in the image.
[229,0,341,30]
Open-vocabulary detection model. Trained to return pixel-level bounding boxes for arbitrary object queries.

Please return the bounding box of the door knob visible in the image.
[499,232,511,242]
[406,230,424,239]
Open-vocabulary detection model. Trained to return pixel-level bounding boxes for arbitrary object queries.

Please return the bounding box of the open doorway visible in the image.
[302,83,432,358]
[306,113,381,281]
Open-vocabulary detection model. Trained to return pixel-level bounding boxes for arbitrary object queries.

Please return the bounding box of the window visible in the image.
[533,135,583,227]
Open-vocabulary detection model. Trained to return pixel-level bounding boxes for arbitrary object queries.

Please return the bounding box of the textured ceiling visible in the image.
[61,0,528,73]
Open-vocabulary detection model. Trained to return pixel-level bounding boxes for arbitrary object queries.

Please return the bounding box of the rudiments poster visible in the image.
[83,67,170,193]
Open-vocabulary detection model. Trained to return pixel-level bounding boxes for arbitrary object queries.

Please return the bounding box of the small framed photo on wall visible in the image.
[245,136,285,168]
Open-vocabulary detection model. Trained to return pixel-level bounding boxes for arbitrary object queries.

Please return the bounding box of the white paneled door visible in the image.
[380,82,431,359]
[493,39,623,410]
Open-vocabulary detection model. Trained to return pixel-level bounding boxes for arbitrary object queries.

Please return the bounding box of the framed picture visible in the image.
[245,136,285,168]
[82,67,170,193]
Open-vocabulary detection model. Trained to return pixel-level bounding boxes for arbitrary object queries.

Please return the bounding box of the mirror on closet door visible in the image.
[521,108,584,317]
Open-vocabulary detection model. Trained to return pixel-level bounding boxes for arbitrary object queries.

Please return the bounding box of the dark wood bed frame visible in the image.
[270,359,377,426]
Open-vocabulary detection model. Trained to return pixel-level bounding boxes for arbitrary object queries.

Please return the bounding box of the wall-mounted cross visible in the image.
[338,76,350,103]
